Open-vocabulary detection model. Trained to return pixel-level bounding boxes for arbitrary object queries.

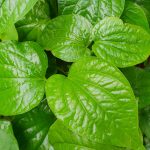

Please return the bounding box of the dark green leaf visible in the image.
[12,100,56,150]
[122,67,150,108]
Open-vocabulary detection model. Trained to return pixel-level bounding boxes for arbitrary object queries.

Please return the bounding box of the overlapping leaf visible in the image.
[0,41,47,115]
[12,100,55,150]
[58,0,125,25]
[0,0,38,39]
[92,17,150,68]
[46,57,143,149]
[121,1,149,31]
[38,15,92,62]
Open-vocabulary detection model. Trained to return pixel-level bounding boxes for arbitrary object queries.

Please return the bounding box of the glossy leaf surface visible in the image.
[0,120,19,150]
[16,0,50,41]
[46,57,142,149]
[49,120,129,150]
[58,0,125,25]
[38,15,92,62]
[0,41,47,115]
[12,100,55,150]
[0,0,38,36]
[92,17,150,68]
[121,1,149,31]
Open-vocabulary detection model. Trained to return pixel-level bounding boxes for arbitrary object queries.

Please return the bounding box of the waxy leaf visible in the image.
[49,120,128,150]
[58,0,125,25]
[92,17,150,68]
[121,1,149,31]
[0,120,19,150]
[38,15,92,62]
[46,57,143,149]
[0,0,38,37]
[13,100,55,150]
[0,41,48,115]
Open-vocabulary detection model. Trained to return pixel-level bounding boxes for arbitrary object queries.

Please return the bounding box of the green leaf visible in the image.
[46,57,143,149]
[58,0,125,25]
[135,0,150,24]
[38,15,92,62]
[0,0,38,36]
[121,1,149,31]
[12,100,56,150]
[16,0,51,41]
[0,120,19,150]
[121,67,150,108]
[0,24,18,41]
[49,120,129,150]
[140,106,150,141]
[0,41,48,115]
[92,17,150,68]
[17,20,49,42]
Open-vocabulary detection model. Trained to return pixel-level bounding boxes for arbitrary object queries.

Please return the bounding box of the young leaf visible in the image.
[38,15,92,62]
[58,0,125,25]
[92,17,150,68]
[12,100,56,150]
[121,1,149,31]
[0,41,48,115]
[0,120,19,150]
[49,120,128,150]
[46,57,142,149]
[0,0,39,36]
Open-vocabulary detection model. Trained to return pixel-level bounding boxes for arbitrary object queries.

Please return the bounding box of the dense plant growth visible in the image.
[0,0,150,150]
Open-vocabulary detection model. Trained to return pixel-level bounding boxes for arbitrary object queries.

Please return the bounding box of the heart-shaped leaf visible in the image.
[46,57,143,149]
[0,41,47,115]
[92,17,150,68]
[38,15,92,62]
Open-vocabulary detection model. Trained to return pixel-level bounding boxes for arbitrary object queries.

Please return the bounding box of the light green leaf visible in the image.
[121,1,149,31]
[0,24,18,41]
[46,57,143,149]
[0,120,19,150]
[0,0,38,36]
[0,41,48,115]
[92,17,150,68]
[38,15,92,62]
[12,100,56,150]
[58,0,125,25]
[49,120,129,150]
[121,67,150,108]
